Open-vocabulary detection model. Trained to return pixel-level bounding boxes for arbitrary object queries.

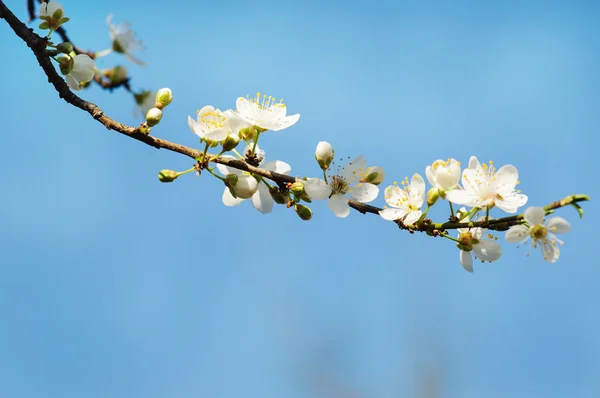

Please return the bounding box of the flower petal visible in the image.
[505,225,529,243]
[383,185,404,208]
[222,187,244,207]
[263,160,291,175]
[460,250,474,273]
[495,164,519,191]
[409,173,426,198]
[445,189,475,206]
[348,183,378,203]
[524,207,545,226]
[474,240,502,262]
[378,208,406,221]
[251,183,274,214]
[546,216,571,234]
[541,240,560,263]
[268,113,300,131]
[304,178,332,200]
[327,193,350,218]
[216,156,244,176]
[342,156,367,183]
[495,193,528,214]
[425,164,436,187]
[403,210,422,226]
[65,74,79,90]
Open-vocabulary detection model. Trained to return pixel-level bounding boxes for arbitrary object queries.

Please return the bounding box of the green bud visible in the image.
[158,169,178,183]
[222,134,240,151]
[269,186,290,204]
[363,166,385,185]
[294,204,313,221]
[56,42,74,54]
[145,108,163,127]
[102,65,129,84]
[56,54,73,75]
[155,88,173,109]
[225,174,239,187]
[290,182,305,196]
[238,126,256,141]
[427,187,440,206]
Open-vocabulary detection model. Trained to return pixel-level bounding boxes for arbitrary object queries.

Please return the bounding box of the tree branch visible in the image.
[1,0,590,231]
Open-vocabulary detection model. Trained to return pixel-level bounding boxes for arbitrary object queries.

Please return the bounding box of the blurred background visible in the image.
[1,0,599,396]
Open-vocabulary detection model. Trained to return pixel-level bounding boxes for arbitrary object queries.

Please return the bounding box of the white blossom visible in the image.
[505,206,571,263]
[379,174,425,225]
[235,92,299,131]
[445,156,527,213]
[106,14,145,66]
[456,210,502,272]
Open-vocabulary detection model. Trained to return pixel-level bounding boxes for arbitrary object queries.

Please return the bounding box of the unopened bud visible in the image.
[290,182,305,196]
[269,186,290,204]
[315,141,334,170]
[158,169,178,183]
[145,107,163,127]
[155,88,173,109]
[294,204,312,221]
[222,134,240,151]
[456,232,474,251]
[225,174,239,188]
[238,126,256,141]
[102,65,128,84]
[56,42,74,54]
[427,187,440,206]
[363,166,385,185]
[56,54,73,75]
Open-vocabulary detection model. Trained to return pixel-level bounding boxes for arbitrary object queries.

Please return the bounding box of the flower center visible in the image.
[330,176,348,195]
[198,109,226,130]
[530,224,547,240]
[247,92,286,111]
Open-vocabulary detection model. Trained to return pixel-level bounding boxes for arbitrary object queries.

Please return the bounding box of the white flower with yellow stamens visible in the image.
[445,156,527,213]
[456,209,502,272]
[304,156,380,218]
[425,158,461,192]
[505,206,571,263]
[379,174,425,225]
[235,92,300,131]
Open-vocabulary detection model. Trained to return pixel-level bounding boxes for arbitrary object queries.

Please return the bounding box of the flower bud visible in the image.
[269,186,290,204]
[315,141,334,170]
[56,42,74,54]
[238,126,256,141]
[158,169,178,182]
[56,54,73,75]
[222,134,240,151]
[427,187,440,206]
[363,166,385,185]
[426,158,461,191]
[155,88,173,109]
[102,65,129,84]
[294,204,312,221]
[145,107,163,127]
[290,182,305,196]
[226,175,258,199]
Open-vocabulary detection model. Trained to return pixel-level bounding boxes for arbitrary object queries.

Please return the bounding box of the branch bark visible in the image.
[1,0,590,233]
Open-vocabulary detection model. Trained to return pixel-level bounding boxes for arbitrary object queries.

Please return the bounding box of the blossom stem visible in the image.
[440,234,461,243]
[449,201,455,216]
[232,149,244,160]
[322,169,328,184]
[485,206,490,222]
[206,167,226,182]
[258,176,272,189]
[250,130,260,156]
[418,205,431,223]
[200,142,210,162]
[176,167,196,177]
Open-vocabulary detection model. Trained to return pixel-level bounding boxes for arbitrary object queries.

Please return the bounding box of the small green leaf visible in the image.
[39,21,50,30]
[570,202,584,218]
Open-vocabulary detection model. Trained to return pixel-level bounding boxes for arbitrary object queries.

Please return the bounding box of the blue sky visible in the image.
[1,0,599,397]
